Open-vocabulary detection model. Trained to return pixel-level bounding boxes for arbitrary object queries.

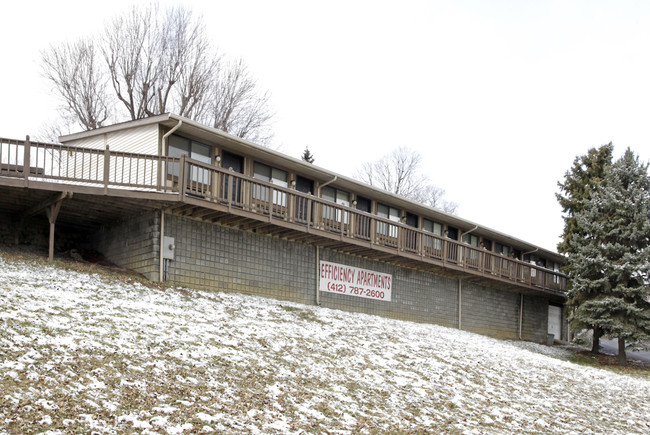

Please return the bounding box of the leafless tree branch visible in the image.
[41,39,109,130]
[41,3,275,144]
[359,146,458,214]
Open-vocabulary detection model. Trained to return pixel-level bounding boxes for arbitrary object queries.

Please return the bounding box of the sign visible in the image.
[319,260,392,301]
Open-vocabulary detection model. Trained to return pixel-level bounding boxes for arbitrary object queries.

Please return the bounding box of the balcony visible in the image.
[0,137,567,295]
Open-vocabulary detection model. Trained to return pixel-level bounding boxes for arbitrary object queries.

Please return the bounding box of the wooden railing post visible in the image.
[103,145,110,193]
[269,187,275,222]
[227,171,233,210]
[306,197,312,232]
[179,154,187,202]
[23,135,30,185]
[442,239,448,265]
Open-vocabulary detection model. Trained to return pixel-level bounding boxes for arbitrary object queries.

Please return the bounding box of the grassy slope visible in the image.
[1,250,649,434]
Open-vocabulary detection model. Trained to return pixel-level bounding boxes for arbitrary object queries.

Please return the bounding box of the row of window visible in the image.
[168,134,557,269]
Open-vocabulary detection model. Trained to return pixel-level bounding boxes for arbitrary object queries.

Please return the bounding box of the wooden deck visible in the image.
[0,137,567,297]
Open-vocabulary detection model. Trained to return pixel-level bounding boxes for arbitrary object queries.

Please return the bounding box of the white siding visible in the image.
[63,125,160,155]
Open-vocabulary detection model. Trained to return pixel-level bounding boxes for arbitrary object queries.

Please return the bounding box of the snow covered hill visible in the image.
[1,252,649,434]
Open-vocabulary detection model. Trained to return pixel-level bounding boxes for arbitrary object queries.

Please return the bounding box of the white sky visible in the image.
[3,0,650,252]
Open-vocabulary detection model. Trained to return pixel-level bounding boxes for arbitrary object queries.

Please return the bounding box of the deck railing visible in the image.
[0,137,179,191]
[1,137,567,293]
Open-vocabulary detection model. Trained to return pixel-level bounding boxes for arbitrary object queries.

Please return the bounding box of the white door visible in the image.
[548,305,562,340]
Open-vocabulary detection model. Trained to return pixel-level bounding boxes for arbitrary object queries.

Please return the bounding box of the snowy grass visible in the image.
[1,251,650,434]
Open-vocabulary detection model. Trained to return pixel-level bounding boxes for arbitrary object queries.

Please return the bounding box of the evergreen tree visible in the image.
[556,143,613,352]
[557,143,614,255]
[301,147,315,164]
[567,149,650,364]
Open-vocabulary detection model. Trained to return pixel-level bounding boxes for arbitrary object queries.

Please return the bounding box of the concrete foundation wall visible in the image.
[164,214,315,304]
[1,208,553,343]
[92,211,160,281]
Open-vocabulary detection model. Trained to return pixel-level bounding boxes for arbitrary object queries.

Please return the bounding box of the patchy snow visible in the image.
[1,253,649,433]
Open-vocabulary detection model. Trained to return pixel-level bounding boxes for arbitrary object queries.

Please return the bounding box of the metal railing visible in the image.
[0,137,567,293]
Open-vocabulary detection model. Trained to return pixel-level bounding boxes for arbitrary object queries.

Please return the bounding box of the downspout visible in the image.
[459,225,478,239]
[518,249,538,340]
[315,175,337,231]
[316,175,337,196]
[159,120,183,283]
[314,176,336,304]
[458,278,462,330]
[519,293,523,340]
[522,247,538,260]
[159,209,165,282]
[162,119,183,157]
[316,246,321,306]
[458,225,478,266]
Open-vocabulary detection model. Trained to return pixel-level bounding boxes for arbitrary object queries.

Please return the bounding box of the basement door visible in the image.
[548,305,562,340]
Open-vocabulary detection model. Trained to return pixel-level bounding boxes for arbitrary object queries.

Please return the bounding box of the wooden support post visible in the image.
[14,219,24,246]
[23,135,31,186]
[45,200,63,262]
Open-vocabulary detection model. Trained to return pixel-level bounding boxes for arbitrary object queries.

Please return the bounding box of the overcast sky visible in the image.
[3,0,649,252]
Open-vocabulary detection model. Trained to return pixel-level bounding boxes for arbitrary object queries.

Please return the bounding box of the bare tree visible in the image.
[172,20,216,119]
[411,184,458,214]
[41,39,109,130]
[361,146,423,198]
[41,3,274,143]
[359,146,458,214]
[202,58,274,144]
[103,4,161,120]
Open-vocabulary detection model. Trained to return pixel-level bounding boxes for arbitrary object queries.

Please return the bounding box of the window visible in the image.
[168,135,212,184]
[220,150,243,203]
[462,233,480,265]
[253,162,288,206]
[321,186,349,223]
[377,203,400,238]
[495,243,510,257]
[423,219,443,236]
[462,233,479,247]
[495,242,511,270]
[423,218,443,251]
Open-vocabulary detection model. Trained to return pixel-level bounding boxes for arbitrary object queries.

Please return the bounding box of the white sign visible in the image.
[319,260,392,301]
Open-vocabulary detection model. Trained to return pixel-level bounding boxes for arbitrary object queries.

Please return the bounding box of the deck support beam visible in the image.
[20,191,72,261]
[45,200,63,261]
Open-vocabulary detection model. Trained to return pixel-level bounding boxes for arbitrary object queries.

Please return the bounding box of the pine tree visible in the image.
[567,149,650,364]
[557,143,613,255]
[556,143,613,352]
[301,147,315,164]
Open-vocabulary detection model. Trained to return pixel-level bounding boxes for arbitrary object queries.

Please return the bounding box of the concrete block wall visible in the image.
[460,283,548,342]
[521,295,549,343]
[460,282,520,340]
[165,214,315,304]
[158,213,552,342]
[93,211,160,281]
